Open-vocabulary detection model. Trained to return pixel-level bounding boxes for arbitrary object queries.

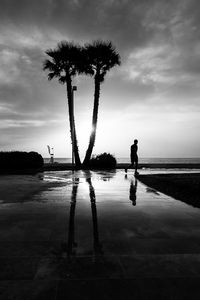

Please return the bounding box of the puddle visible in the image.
[1,169,200,257]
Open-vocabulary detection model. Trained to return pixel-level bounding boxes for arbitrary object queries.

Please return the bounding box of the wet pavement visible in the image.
[1,169,200,299]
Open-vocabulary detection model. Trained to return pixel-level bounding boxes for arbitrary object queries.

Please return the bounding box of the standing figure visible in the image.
[125,139,139,176]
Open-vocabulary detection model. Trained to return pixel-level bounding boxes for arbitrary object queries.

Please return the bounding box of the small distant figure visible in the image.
[50,152,54,164]
[47,145,54,164]
[125,139,139,176]
[129,178,137,206]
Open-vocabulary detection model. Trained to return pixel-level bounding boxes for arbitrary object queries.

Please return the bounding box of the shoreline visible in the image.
[1,163,200,174]
[43,162,200,171]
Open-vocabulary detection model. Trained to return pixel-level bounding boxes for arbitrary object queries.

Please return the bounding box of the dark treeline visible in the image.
[0,151,44,171]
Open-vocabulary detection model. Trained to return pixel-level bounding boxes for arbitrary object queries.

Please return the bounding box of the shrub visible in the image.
[89,152,117,169]
[0,151,44,170]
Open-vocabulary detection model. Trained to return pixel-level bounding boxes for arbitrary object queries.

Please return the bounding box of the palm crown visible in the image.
[83,40,121,82]
[43,41,83,83]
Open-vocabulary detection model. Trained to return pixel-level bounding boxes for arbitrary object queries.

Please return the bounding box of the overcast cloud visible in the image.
[0,0,200,157]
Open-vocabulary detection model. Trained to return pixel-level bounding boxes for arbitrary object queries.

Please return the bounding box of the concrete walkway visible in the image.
[1,170,200,299]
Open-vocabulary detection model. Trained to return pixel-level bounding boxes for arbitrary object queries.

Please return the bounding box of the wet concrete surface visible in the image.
[1,169,200,299]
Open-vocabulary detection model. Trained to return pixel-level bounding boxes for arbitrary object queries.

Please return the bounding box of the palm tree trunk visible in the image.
[83,75,100,166]
[67,177,79,257]
[66,79,81,168]
[86,176,102,256]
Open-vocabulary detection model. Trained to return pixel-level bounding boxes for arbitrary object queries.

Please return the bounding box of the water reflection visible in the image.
[66,172,103,258]
[129,178,137,206]
[86,174,103,257]
[95,170,116,181]
[66,177,79,257]
[124,175,138,206]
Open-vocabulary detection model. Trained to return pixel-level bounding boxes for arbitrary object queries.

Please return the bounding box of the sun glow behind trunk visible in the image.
[77,122,95,156]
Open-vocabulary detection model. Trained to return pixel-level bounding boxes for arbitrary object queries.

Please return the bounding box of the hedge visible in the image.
[89,152,117,169]
[0,151,44,170]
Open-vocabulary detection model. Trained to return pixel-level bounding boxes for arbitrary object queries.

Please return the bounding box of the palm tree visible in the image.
[43,41,82,168]
[82,40,121,167]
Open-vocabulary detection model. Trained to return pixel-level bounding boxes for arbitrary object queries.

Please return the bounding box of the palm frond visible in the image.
[43,40,85,82]
[58,76,67,84]
[43,59,56,71]
[47,72,56,81]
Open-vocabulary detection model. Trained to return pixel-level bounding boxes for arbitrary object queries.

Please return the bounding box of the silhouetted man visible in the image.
[125,139,139,175]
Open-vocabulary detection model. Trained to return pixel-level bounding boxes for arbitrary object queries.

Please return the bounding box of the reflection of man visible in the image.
[125,139,139,176]
[129,178,137,206]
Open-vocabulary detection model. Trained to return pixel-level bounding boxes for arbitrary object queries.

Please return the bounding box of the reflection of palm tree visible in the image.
[66,171,103,259]
[43,42,81,168]
[67,177,79,257]
[129,178,138,206]
[82,41,121,166]
[85,172,103,256]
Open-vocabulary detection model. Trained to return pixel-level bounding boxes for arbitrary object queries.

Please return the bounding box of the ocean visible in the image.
[44,157,200,164]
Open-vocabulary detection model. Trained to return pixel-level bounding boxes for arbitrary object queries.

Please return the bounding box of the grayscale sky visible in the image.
[0,0,200,158]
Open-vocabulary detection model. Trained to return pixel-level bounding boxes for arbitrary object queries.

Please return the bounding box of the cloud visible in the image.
[0,0,200,156]
[0,48,21,85]
[126,45,177,85]
[0,119,46,129]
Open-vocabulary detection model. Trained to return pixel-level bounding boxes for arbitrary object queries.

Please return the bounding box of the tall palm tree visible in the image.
[43,41,82,168]
[82,40,121,167]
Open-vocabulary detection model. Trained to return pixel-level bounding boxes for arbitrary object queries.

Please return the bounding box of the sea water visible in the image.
[44,157,200,164]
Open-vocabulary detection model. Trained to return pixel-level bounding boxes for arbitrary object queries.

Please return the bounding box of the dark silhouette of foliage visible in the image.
[82,40,121,166]
[43,41,82,168]
[89,153,117,169]
[0,151,43,170]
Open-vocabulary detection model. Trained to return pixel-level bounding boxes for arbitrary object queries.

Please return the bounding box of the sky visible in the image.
[0,0,200,159]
